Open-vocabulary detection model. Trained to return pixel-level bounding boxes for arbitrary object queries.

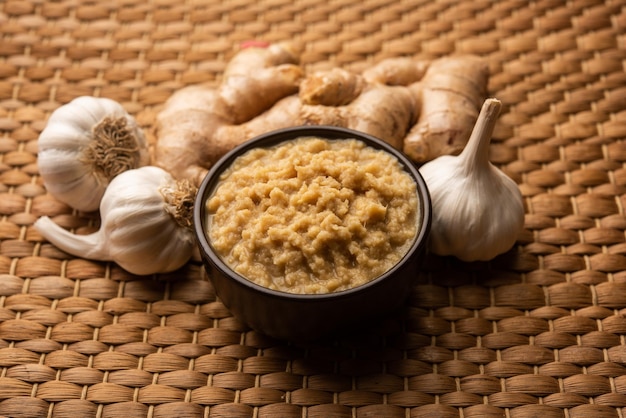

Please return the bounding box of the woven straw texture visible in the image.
[1,0,626,417]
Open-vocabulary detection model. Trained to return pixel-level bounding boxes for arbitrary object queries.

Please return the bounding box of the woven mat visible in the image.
[1,0,626,417]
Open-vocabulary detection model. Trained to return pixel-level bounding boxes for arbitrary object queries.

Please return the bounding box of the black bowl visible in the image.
[193,126,431,341]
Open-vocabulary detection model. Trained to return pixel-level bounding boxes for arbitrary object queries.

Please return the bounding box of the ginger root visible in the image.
[362,56,429,86]
[403,55,489,163]
[300,68,365,106]
[154,43,489,185]
[155,42,303,185]
[298,68,417,150]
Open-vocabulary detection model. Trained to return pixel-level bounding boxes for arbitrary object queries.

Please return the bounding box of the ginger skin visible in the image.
[362,57,429,86]
[299,76,417,150]
[155,49,420,185]
[300,68,365,106]
[155,43,303,185]
[154,44,489,185]
[403,55,489,163]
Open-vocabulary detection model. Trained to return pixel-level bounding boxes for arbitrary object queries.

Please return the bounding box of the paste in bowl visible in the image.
[206,137,420,294]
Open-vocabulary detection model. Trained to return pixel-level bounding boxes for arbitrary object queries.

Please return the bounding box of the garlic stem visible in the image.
[34,216,109,260]
[459,98,502,175]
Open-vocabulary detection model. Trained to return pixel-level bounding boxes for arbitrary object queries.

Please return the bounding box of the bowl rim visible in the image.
[193,125,431,302]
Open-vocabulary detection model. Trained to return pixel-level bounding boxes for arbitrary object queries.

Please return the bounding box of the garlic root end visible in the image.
[84,116,145,185]
[161,179,198,229]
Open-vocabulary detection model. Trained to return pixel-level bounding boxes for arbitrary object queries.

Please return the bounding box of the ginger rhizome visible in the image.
[155,42,303,185]
[154,43,489,185]
[403,56,490,163]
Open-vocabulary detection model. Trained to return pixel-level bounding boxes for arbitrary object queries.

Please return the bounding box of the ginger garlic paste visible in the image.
[206,137,420,294]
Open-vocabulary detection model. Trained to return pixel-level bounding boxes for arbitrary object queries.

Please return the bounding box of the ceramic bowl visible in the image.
[193,126,431,341]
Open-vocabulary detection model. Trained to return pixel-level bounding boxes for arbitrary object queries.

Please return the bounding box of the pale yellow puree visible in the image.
[206,137,419,294]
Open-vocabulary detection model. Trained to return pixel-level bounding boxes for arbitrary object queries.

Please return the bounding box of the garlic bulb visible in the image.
[34,166,197,275]
[418,98,524,261]
[37,96,150,212]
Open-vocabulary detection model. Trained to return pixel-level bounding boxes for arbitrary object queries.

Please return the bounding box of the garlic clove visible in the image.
[418,98,525,262]
[34,166,196,275]
[37,148,103,211]
[37,96,150,212]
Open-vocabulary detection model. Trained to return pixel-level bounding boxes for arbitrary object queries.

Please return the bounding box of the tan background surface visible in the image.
[1,0,626,417]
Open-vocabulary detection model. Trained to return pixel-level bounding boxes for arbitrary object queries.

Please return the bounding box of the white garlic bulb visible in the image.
[37,96,150,212]
[418,98,524,261]
[34,166,197,275]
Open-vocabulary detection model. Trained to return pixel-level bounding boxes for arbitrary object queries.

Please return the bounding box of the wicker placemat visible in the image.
[1,0,626,417]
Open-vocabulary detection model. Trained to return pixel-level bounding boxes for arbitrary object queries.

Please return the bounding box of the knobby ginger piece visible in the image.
[300,83,418,151]
[300,68,365,106]
[155,42,303,185]
[298,67,418,150]
[216,95,302,153]
[220,42,302,123]
[403,55,489,163]
[154,49,490,186]
[362,57,430,86]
